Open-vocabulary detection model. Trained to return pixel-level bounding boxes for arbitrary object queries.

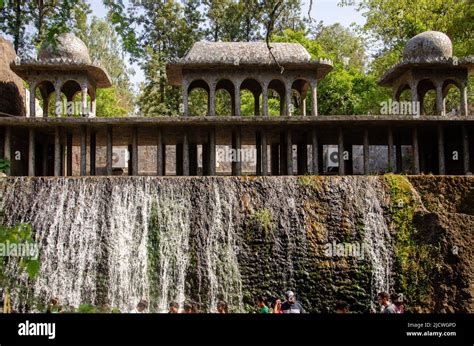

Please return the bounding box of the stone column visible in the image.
[208,128,216,175]
[127,144,133,176]
[302,97,307,116]
[42,92,49,118]
[311,128,319,174]
[285,83,292,116]
[91,92,97,117]
[363,129,369,175]
[261,131,268,176]
[262,84,269,117]
[189,144,198,176]
[338,128,345,175]
[279,132,287,174]
[106,126,113,176]
[435,81,445,116]
[234,83,241,117]
[28,129,35,176]
[132,127,138,176]
[90,130,96,176]
[437,125,445,175]
[311,80,318,116]
[67,131,73,176]
[29,81,37,118]
[411,82,419,116]
[209,83,216,116]
[232,127,242,176]
[55,82,62,117]
[412,127,420,174]
[42,142,48,176]
[182,132,189,176]
[387,127,394,173]
[286,130,293,175]
[182,82,189,116]
[81,84,88,117]
[279,92,285,116]
[297,141,308,175]
[461,83,468,116]
[54,127,61,176]
[80,126,87,176]
[462,125,470,174]
[271,144,279,175]
[4,127,11,175]
[396,133,402,173]
[254,92,260,116]
[256,131,262,175]
[156,128,164,176]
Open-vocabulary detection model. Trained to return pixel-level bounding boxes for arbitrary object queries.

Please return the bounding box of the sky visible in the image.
[87,0,365,89]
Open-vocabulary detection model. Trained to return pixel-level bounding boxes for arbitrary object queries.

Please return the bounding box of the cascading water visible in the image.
[0,176,397,313]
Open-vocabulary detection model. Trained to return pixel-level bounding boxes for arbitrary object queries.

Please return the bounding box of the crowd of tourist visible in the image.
[130,290,405,314]
[0,288,404,314]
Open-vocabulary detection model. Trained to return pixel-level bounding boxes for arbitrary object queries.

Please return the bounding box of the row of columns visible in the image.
[183,80,318,117]
[2,125,471,176]
[28,81,96,118]
[401,80,469,116]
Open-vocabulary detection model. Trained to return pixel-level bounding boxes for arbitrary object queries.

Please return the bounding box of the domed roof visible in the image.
[38,33,91,64]
[403,31,453,61]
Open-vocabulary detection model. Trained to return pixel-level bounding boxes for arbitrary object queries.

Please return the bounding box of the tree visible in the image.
[0,0,32,55]
[105,0,204,116]
[77,17,134,117]
[313,23,365,71]
[340,0,473,56]
[0,0,91,57]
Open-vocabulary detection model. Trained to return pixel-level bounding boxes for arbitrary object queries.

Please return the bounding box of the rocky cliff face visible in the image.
[0,176,472,313]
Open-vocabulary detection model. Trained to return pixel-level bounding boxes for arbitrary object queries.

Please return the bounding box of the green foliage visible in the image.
[0,222,41,312]
[0,158,10,173]
[341,0,473,56]
[250,208,274,234]
[0,223,40,281]
[0,0,91,56]
[76,303,98,313]
[384,175,437,312]
[77,17,135,116]
[95,88,129,118]
[314,23,365,70]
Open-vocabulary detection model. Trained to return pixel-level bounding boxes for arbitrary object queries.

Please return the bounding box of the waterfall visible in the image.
[358,178,393,309]
[0,176,396,313]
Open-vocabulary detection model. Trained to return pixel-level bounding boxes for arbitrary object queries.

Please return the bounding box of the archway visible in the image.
[35,80,55,117]
[188,79,210,116]
[215,79,234,116]
[268,79,286,116]
[291,78,310,116]
[60,80,83,117]
[417,79,436,115]
[443,80,461,115]
[240,78,262,116]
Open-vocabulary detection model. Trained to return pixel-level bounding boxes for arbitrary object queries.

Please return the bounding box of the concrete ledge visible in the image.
[0,115,473,127]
